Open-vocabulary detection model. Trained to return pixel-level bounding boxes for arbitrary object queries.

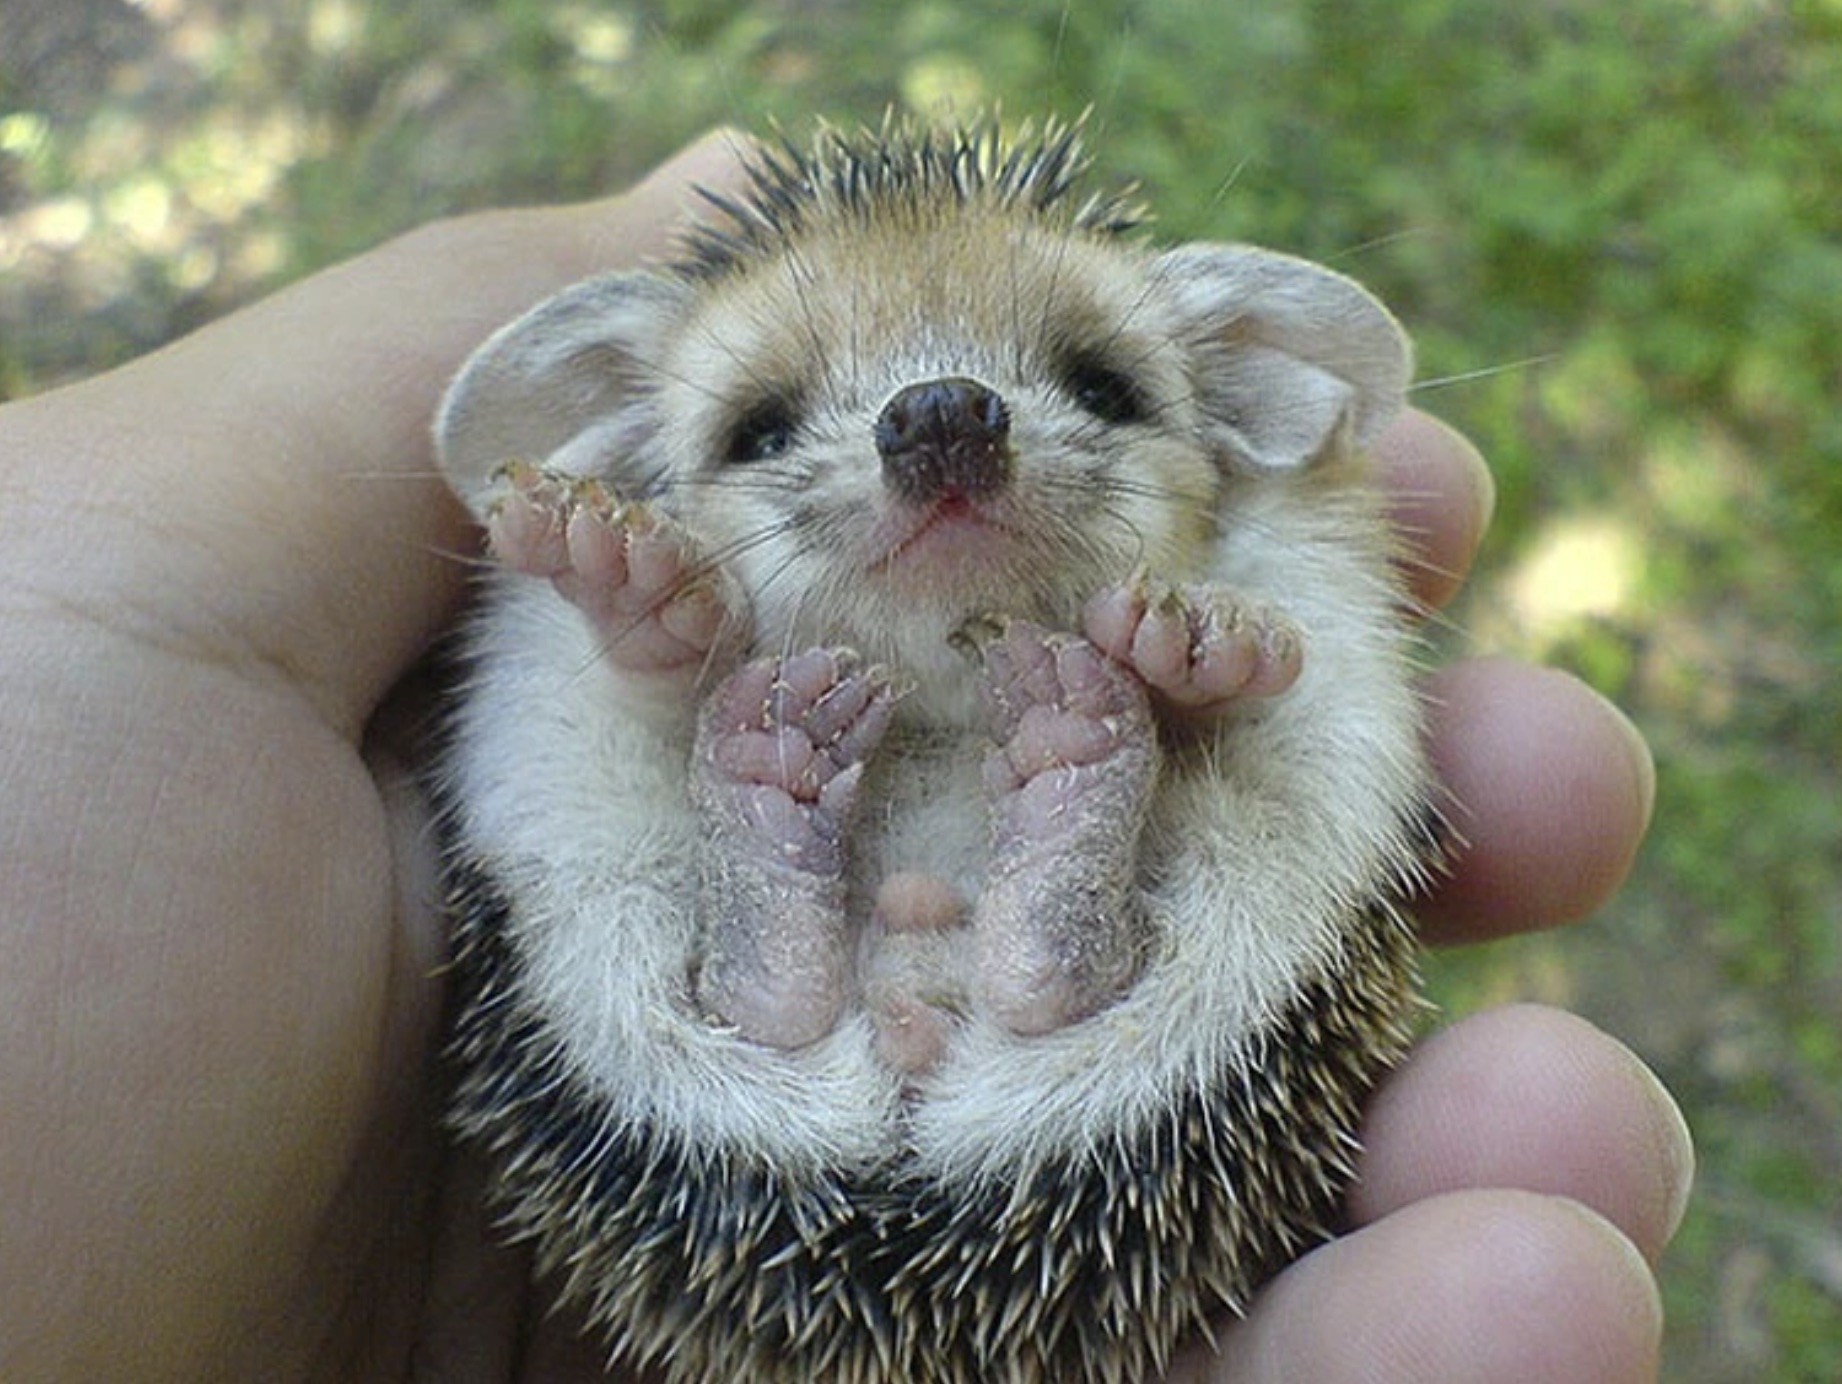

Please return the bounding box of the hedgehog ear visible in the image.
[1155,244,1411,473]
[435,272,691,516]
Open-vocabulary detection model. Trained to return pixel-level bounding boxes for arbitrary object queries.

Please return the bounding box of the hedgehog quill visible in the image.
[433,116,1439,1384]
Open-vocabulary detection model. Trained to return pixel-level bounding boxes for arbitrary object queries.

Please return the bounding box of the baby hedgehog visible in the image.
[433,116,1437,1384]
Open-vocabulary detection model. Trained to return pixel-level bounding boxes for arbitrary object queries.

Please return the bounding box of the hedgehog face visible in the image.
[649,210,1222,716]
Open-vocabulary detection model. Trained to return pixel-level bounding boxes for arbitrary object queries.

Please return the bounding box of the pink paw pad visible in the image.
[483,462,737,673]
[960,619,1155,1036]
[692,651,901,1050]
[701,650,900,873]
[1084,578,1303,714]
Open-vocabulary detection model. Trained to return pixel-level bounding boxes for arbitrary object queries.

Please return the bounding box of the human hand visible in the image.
[0,132,1686,1382]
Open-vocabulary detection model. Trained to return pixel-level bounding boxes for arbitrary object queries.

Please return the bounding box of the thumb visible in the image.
[0,129,750,738]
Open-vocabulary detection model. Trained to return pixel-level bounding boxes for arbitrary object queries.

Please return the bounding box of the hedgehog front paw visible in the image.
[692,649,902,1048]
[484,461,742,673]
[1083,576,1303,714]
[963,618,1155,1035]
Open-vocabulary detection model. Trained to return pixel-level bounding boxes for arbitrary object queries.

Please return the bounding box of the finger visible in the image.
[399,1151,531,1384]
[1372,406,1495,611]
[1173,1190,1662,1384]
[1418,657,1655,943]
[3,129,754,741]
[232,127,750,730]
[1352,1004,1694,1265]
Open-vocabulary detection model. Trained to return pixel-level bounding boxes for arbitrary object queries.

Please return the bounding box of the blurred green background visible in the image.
[3,0,1837,1377]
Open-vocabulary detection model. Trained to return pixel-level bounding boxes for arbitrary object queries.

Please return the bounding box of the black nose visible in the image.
[874,377,1012,505]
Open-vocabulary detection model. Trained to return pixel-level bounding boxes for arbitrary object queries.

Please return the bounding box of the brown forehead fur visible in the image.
[674,115,1148,283]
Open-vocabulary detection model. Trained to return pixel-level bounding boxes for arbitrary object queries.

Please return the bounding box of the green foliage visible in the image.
[4,0,1839,1376]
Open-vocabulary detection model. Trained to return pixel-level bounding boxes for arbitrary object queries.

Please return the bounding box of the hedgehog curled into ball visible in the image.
[434,116,1438,1384]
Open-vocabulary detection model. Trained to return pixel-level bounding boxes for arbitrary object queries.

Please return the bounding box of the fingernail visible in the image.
[1631,1047,1696,1249]
[1591,684,1657,836]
